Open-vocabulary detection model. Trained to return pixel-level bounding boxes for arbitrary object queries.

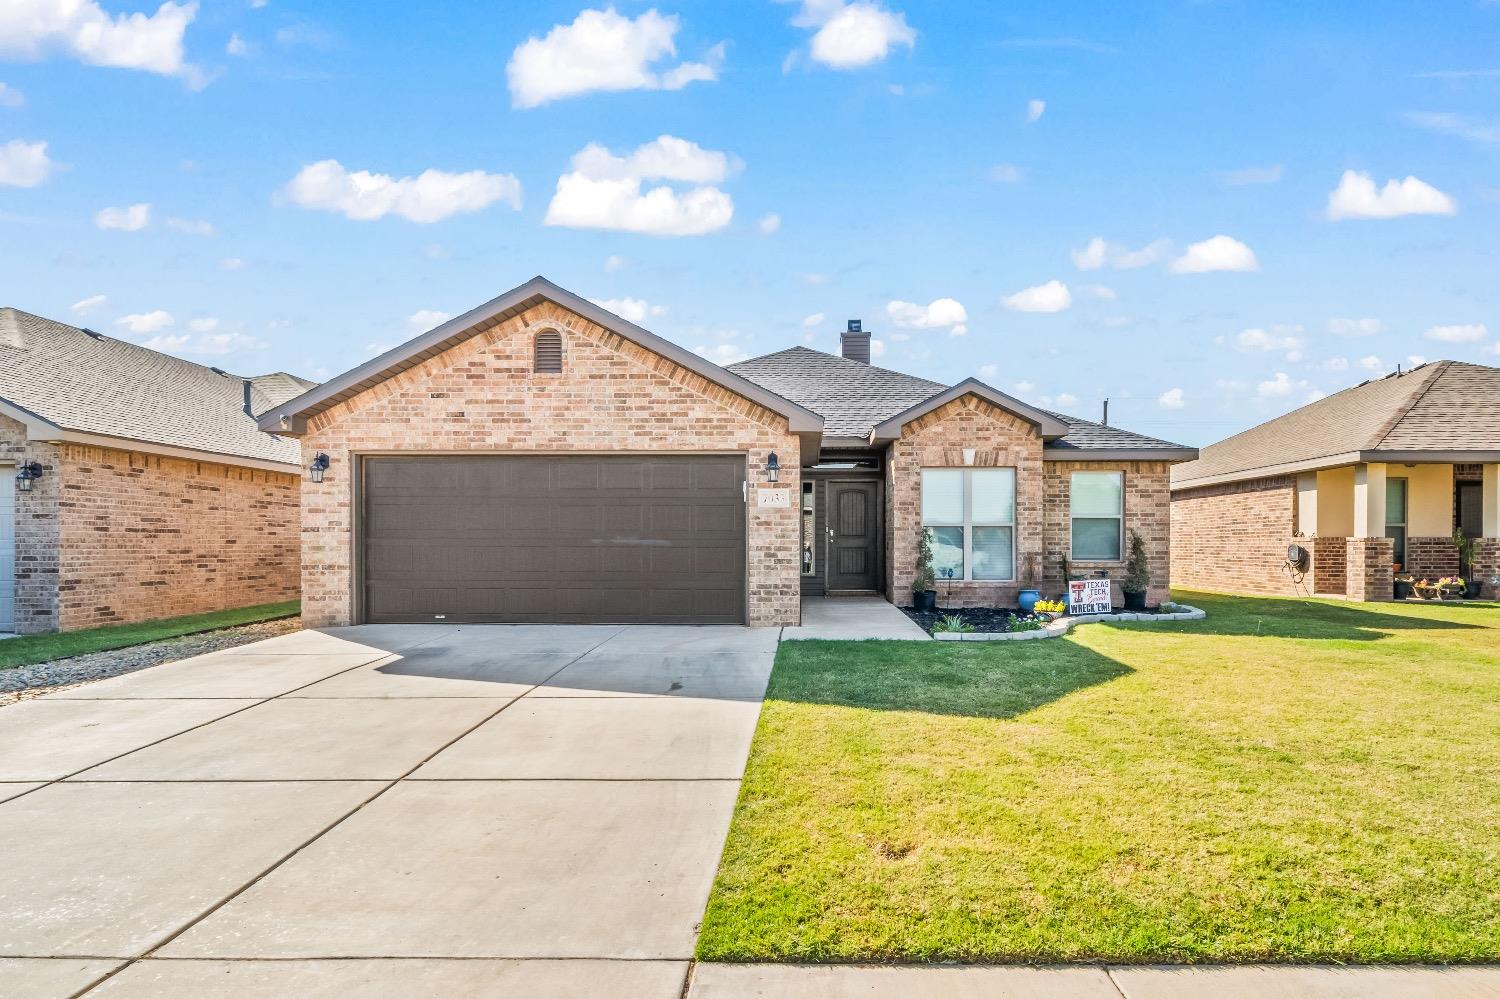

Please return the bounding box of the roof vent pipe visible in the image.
[1102,398,1109,426]
[841,320,871,364]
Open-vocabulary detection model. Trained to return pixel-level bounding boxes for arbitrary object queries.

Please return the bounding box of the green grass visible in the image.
[697,590,1500,964]
[0,601,300,670]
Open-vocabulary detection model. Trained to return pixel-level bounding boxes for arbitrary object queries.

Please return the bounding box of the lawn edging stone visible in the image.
[936,604,1206,641]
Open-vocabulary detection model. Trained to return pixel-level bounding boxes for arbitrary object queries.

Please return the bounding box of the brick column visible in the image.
[1476,539,1500,600]
[1345,537,1394,602]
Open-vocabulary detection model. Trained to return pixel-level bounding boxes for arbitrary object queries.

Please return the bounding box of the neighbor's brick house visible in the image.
[1171,361,1500,601]
[260,277,1197,628]
[0,309,309,634]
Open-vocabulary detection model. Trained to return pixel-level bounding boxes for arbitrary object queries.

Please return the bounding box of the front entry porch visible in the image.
[782,595,930,640]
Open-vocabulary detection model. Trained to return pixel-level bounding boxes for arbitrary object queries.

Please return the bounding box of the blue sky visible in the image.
[1,0,1497,445]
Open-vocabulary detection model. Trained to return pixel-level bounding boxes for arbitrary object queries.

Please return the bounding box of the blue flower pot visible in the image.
[1018,589,1041,614]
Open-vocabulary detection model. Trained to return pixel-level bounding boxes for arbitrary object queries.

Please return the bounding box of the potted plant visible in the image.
[912,527,937,612]
[1454,528,1483,598]
[1018,551,1041,614]
[1122,529,1150,612]
[1393,573,1415,600]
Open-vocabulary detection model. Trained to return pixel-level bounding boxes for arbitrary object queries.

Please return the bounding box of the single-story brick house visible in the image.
[1,308,310,634]
[259,276,1198,628]
[1171,360,1500,601]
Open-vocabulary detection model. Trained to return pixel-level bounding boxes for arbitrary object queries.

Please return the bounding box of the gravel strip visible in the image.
[0,617,302,707]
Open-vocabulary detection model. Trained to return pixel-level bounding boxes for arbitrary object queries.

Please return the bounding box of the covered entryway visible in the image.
[360,455,746,624]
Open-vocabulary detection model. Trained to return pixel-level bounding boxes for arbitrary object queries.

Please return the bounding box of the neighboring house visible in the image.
[0,308,311,634]
[1171,361,1500,601]
[259,276,1197,628]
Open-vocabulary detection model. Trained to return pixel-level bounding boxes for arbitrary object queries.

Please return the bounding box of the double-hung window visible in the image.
[920,468,1016,581]
[1385,477,1407,566]
[1070,471,1123,561]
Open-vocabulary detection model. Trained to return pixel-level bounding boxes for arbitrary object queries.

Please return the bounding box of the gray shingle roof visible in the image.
[0,307,311,466]
[1171,360,1500,487]
[729,345,1191,454]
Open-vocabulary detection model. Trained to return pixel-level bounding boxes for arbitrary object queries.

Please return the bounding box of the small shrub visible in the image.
[1124,530,1150,595]
[1009,617,1043,633]
[933,614,975,634]
[913,527,936,595]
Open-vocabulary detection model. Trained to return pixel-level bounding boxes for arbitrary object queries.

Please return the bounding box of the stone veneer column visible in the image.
[1345,537,1394,602]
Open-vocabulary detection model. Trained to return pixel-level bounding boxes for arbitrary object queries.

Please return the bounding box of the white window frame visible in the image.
[920,468,1016,582]
[801,480,817,577]
[1069,470,1125,563]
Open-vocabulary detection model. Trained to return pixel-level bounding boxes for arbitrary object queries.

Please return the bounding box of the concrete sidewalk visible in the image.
[688,963,1500,998]
[781,595,930,640]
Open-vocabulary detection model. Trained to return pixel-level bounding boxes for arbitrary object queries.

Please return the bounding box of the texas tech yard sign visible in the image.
[1068,578,1112,615]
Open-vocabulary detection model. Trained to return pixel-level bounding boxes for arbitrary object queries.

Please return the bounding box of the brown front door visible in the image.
[1459,482,1483,573]
[826,480,880,592]
[360,454,746,624]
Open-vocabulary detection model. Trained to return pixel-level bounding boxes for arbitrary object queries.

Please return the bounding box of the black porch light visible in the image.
[14,461,43,492]
[765,452,780,483]
[309,452,331,484]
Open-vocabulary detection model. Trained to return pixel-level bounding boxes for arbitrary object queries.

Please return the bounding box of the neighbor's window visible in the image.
[1071,471,1123,561]
[801,480,816,576]
[534,330,563,372]
[1386,477,1408,566]
[920,468,1016,581]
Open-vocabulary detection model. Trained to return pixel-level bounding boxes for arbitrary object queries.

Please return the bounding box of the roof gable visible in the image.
[871,379,1071,442]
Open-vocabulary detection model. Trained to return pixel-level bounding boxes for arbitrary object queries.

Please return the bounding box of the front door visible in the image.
[827,480,880,592]
[1459,482,1483,574]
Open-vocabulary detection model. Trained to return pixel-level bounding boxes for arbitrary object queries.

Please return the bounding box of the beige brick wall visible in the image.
[298,300,801,628]
[882,395,1175,608]
[1170,477,1302,596]
[55,444,300,631]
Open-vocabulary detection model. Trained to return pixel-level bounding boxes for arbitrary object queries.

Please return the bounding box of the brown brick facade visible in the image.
[1475,539,1500,599]
[1346,537,1394,601]
[297,300,801,628]
[1312,536,1346,594]
[883,395,1173,608]
[1170,477,1303,596]
[3,413,301,634]
[1403,536,1459,578]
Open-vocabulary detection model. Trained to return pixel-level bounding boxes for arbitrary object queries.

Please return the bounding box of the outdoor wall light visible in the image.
[309,452,331,484]
[766,452,780,483]
[14,461,43,493]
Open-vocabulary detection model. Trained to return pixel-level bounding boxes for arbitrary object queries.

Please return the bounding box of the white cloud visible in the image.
[799,272,829,286]
[886,297,968,334]
[790,0,915,70]
[1014,380,1034,394]
[1359,355,1385,371]
[218,256,244,271]
[1257,372,1294,397]
[978,364,997,379]
[115,310,174,334]
[1406,354,1428,368]
[1053,392,1078,407]
[694,342,749,364]
[604,254,626,272]
[1325,170,1456,220]
[167,216,214,236]
[0,0,202,82]
[590,297,667,323]
[95,202,151,231]
[407,309,451,332]
[1401,111,1500,146]
[1324,356,1350,371]
[1078,283,1116,301]
[1169,234,1258,274]
[757,212,781,234]
[145,330,267,356]
[0,82,24,107]
[1327,317,1385,336]
[507,8,722,108]
[1070,236,1167,270]
[1025,98,1045,123]
[544,135,736,237]
[1001,280,1071,314]
[71,294,108,313]
[188,316,218,332]
[1234,325,1305,361]
[0,138,55,186]
[869,337,886,358]
[801,312,824,328]
[1220,164,1282,186]
[282,160,521,223]
[1158,387,1185,409]
[1423,322,1487,343]
[988,163,1022,183]
[225,32,249,57]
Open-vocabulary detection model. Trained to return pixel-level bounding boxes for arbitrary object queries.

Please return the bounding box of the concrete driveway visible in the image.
[0,623,778,998]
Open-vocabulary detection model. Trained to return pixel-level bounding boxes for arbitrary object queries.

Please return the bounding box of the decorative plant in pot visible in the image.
[1454,528,1482,599]
[1122,530,1151,612]
[1393,573,1415,600]
[912,527,937,612]
[1018,552,1041,614]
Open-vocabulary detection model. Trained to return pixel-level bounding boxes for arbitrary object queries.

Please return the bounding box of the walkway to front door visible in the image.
[782,596,930,640]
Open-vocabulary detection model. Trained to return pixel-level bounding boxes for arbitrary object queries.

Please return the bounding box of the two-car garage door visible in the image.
[361,455,746,624]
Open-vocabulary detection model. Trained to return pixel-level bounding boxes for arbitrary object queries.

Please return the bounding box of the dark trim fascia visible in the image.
[1044,447,1200,462]
[1172,448,1498,491]
[1366,449,1500,464]
[870,378,1071,443]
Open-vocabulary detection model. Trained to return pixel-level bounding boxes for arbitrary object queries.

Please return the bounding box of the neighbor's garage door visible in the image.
[361,455,746,624]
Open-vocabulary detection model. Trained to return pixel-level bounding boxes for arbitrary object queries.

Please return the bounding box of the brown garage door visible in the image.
[361,455,746,624]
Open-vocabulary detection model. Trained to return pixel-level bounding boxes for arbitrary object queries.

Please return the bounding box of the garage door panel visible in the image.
[362,455,746,624]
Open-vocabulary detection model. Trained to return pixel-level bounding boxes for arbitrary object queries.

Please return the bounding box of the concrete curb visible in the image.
[932,605,1206,641]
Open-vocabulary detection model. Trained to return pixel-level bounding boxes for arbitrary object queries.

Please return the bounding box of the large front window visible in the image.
[920,468,1015,581]
[1071,471,1123,561]
[1386,477,1407,566]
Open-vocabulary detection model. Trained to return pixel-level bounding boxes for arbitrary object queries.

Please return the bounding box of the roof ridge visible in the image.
[1367,361,1449,449]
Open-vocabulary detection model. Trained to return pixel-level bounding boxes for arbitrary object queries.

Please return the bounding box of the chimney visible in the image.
[841,319,871,364]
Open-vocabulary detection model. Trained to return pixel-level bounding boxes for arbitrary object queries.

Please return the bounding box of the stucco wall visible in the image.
[297,300,801,628]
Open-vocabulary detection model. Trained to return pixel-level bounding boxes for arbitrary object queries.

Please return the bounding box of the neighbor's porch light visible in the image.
[309,452,330,484]
[14,461,43,493]
[765,452,780,483]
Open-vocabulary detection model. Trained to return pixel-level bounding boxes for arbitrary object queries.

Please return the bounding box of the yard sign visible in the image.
[1068,578,1112,615]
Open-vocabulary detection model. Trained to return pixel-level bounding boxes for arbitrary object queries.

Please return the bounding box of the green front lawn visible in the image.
[697,591,1500,964]
[0,601,300,670]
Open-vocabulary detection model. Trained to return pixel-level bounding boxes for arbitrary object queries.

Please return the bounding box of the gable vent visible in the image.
[534,330,563,373]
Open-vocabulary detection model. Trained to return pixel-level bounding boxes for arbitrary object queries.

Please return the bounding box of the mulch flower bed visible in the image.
[901,606,1026,636]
